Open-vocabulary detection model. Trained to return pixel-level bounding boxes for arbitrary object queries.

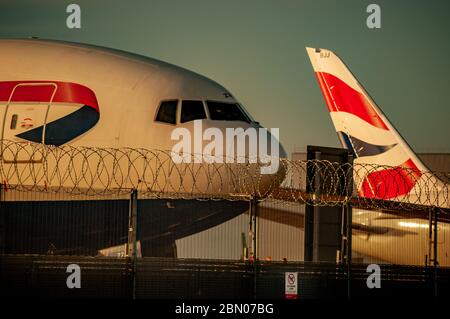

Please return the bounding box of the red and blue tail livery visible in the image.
[306,47,439,201]
[0,81,99,146]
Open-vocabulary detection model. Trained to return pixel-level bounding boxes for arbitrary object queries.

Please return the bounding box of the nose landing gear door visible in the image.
[1,82,57,163]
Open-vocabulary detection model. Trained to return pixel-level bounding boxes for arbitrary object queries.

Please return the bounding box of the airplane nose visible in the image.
[175,120,286,198]
[226,122,286,197]
[220,122,285,163]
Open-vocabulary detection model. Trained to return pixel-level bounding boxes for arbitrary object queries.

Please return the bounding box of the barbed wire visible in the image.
[0,140,448,213]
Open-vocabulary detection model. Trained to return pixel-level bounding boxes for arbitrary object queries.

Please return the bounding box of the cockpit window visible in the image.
[206,101,250,122]
[156,100,177,124]
[180,100,207,123]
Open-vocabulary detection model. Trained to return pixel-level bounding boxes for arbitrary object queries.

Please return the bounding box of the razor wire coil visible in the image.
[0,140,448,213]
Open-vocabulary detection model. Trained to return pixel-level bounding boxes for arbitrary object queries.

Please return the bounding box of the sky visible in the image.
[1,0,449,156]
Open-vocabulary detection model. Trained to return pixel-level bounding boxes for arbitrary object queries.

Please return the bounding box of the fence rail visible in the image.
[1,255,449,298]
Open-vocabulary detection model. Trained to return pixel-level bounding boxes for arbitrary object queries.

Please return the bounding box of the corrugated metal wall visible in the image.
[176,200,305,261]
[257,201,304,261]
[418,153,450,172]
[176,213,249,260]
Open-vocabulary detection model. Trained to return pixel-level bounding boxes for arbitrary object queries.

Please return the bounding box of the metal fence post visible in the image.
[427,208,433,266]
[127,189,138,299]
[433,207,439,298]
[346,201,352,300]
[340,204,346,264]
[249,197,258,299]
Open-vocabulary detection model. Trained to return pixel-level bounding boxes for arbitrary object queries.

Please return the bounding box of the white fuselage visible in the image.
[0,39,285,196]
[0,39,249,149]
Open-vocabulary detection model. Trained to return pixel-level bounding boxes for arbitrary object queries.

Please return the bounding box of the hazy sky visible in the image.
[1,0,449,156]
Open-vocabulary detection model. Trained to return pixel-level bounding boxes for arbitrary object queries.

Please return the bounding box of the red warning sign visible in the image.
[285,272,298,299]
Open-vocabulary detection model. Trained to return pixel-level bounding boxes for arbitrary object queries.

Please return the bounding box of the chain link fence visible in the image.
[0,141,449,298]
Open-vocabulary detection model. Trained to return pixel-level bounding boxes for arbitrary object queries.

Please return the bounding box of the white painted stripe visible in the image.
[330,112,396,146]
[353,144,410,167]
[306,47,363,93]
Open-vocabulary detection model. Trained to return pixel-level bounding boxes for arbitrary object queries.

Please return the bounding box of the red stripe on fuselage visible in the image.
[315,72,388,130]
[0,81,99,112]
[359,159,422,199]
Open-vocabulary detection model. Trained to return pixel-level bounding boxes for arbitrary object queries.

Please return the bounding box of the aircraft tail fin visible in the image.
[306,47,441,200]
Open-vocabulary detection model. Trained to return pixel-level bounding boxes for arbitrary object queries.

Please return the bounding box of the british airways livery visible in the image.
[306,47,448,207]
[307,47,449,266]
